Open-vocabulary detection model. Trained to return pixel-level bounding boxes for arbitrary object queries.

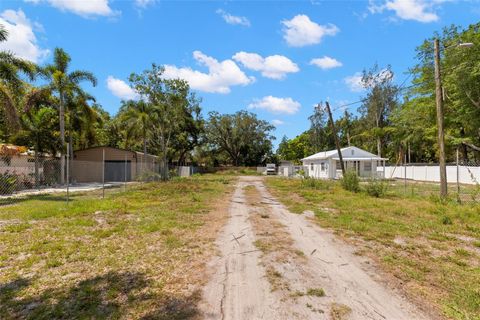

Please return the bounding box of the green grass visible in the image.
[0,174,233,319]
[266,177,480,320]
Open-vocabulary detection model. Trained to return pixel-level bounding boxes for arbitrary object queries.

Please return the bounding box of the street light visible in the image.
[434,38,474,199]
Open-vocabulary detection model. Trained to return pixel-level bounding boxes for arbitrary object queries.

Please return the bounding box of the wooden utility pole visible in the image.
[325,101,345,175]
[434,38,448,199]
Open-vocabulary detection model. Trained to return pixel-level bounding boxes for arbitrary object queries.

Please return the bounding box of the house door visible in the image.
[105,160,131,182]
[348,161,360,174]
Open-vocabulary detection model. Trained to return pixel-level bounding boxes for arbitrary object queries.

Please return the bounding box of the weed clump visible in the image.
[340,170,360,193]
[364,179,388,198]
[301,177,332,190]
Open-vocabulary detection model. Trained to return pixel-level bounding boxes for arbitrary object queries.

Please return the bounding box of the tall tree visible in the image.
[206,110,274,166]
[118,100,153,156]
[359,64,398,157]
[308,103,332,152]
[129,64,199,179]
[42,48,97,182]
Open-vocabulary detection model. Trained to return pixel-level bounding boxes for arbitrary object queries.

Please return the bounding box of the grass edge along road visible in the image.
[265,177,480,320]
[0,175,234,319]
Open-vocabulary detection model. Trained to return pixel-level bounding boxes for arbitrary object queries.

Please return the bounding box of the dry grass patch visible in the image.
[243,183,309,297]
[330,303,352,320]
[0,175,234,319]
[266,177,480,320]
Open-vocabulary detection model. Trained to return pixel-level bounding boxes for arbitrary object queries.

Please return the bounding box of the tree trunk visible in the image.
[377,138,382,158]
[161,154,169,181]
[59,94,65,185]
[460,127,469,163]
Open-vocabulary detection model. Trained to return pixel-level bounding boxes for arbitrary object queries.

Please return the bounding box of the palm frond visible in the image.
[53,48,70,73]
[0,83,19,130]
[22,87,52,113]
[69,70,97,87]
[0,24,8,42]
[0,51,37,81]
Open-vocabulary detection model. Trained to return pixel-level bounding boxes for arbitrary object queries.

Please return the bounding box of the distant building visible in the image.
[72,146,159,182]
[301,146,387,179]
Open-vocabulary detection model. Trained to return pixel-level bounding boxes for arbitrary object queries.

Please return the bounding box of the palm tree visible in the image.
[120,100,152,157]
[0,23,37,132]
[42,48,97,183]
[67,93,102,151]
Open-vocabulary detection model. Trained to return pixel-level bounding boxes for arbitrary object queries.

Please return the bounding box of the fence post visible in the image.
[102,148,105,199]
[404,155,407,195]
[66,144,70,204]
[456,148,460,203]
[371,158,373,179]
[124,154,127,192]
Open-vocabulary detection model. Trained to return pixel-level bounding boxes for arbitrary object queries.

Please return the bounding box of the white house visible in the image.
[301,146,387,179]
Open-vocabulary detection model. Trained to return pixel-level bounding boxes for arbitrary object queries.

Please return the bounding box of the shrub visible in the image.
[364,179,388,198]
[340,170,360,193]
[0,172,17,195]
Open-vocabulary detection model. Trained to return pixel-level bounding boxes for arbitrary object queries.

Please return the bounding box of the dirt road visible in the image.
[199,176,430,320]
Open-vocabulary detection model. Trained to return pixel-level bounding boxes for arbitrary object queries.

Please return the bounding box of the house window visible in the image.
[351,149,354,155]
[310,163,314,171]
[321,162,326,171]
[364,161,372,171]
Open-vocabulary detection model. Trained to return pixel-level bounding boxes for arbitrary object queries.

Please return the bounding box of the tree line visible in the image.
[0,24,275,180]
[278,22,480,165]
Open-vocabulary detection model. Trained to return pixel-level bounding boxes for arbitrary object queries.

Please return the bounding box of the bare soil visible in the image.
[200,176,432,320]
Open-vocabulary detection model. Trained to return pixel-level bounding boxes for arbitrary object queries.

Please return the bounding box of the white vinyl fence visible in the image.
[383,164,480,185]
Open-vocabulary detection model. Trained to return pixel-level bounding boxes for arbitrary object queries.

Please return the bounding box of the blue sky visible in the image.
[0,0,478,148]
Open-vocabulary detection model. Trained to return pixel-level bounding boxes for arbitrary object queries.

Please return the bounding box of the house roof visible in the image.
[74,146,158,159]
[301,146,387,161]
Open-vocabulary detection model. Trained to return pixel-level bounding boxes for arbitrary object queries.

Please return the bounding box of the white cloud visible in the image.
[271,119,284,126]
[344,72,364,92]
[310,56,343,70]
[25,0,117,17]
[216,9,250,26]
[368,0,439,23]
[248,96,301,115]
[135,0,156,8]
[163,51,254,94]
[232,52,299,80]
[0,9,49,62]
[106,76,138,100]
[281,14,339,47]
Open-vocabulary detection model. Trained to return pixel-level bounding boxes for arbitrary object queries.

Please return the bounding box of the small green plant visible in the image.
[340,170,359,193]
[306,288,325,297]
[442,215,453,225]
[0,172,17,195]
[364,179,388,198]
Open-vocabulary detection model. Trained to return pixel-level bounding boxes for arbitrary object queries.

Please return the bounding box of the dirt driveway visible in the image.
[199,176,431,320]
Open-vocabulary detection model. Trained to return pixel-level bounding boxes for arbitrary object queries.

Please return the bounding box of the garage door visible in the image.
[105,160,131,182]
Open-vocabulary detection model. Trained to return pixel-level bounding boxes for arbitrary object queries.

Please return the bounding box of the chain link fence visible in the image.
[0,152,172,206]
[383,161,480,203]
